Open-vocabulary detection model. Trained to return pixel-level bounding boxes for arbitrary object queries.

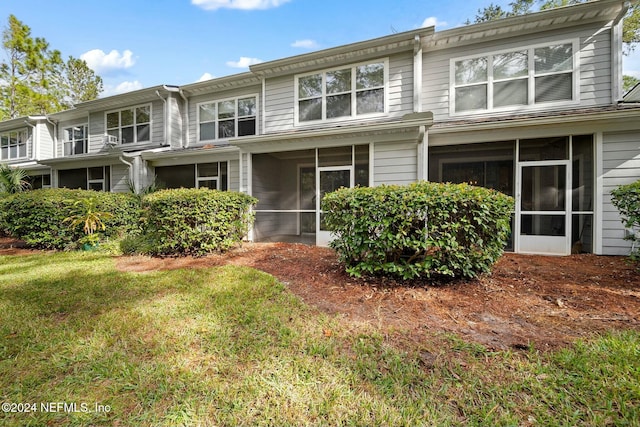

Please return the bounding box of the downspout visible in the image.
[119,153,136,193]
[24,119,36,160]
[414,34,426,181]
[156,90,169,147]
[179,89,190,148]
[612,2,630,103]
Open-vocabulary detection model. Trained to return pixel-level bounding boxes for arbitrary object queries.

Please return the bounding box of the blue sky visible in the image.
[1,0,638,97]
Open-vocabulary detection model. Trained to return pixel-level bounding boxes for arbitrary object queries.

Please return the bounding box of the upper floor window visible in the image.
[198,96,257,142]
[452,42,576,113]
[63,125,88,156]
[296,60,387,123]
[0,129,28,161]
[106,105,151,144]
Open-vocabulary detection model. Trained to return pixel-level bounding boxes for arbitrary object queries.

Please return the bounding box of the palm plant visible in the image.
[0,164,30,194]
[63,197,113,247]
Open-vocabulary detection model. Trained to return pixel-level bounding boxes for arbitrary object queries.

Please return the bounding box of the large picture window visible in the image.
[106,105,151,144]
[296,60,386,123]
[0,129,28,161]
[452,42,576,113]
[198,96,257,141]
[63,125,88,156]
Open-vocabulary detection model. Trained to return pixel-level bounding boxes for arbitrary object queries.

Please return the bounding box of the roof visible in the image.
[0,116,48,132]
[624,82,640,103]
[250,27,434,78]
[425,0,631,50]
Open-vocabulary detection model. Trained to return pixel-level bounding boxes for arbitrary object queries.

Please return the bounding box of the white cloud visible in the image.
[291,39,318,49]
[102,80,143,97]
[192,0,290,11]
[226,56,263,68]
[80,49,135,74]
[421,16,448,29]
[198,72,215,82]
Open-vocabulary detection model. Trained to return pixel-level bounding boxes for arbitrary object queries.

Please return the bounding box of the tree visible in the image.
[624,75,639,93]
[0,15,102,120]
[56,56,104,109]
[471,0,639,53]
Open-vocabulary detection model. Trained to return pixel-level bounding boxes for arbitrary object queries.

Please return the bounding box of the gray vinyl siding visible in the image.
[264,52,414,133]
[373,141,417,185]
[186,85,262,146]
[601,131,640,255]
[110,163,130,193]
[422,23,613,120]
[264,75,294,134]
[169,95,183,148]
[37,122,54,160]
[229,158,240,191]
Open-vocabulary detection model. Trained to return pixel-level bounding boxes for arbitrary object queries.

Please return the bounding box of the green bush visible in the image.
[610,180,640,260]
[322,182,514,280]
[0,189,141,249]
[138,188,257,256]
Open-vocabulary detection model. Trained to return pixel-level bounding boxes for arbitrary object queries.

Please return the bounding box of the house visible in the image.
[4,0,640,256]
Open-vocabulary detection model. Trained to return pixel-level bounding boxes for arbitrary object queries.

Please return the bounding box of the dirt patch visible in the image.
[4,237,639,350]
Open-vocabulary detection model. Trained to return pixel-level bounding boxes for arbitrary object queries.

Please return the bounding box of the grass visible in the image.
[0,251,638,426]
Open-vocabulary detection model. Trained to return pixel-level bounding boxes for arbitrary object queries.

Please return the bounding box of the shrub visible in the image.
[139,188,257,256]
[322,182,514,280]
[610,180,640,260]
[0,189,141,249]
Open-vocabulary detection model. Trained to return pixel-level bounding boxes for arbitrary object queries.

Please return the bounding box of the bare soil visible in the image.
[3,237,639,350]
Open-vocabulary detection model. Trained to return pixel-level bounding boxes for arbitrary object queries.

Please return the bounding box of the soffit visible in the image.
[424,0,628,51]
[180,73,261,96]
[250,28,433,78]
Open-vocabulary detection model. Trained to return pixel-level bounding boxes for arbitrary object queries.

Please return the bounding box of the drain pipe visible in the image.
[45,116,58,156]
[119,154,135,193]
[23,119,37,160]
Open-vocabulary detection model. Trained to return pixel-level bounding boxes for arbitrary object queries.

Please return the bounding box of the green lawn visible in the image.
[0,251,638,426]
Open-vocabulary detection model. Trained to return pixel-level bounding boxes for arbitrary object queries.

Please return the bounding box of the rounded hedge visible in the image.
[0,188,141,249]
[611,180,640,260]
[139,188,257,256]
[322,182,514,280]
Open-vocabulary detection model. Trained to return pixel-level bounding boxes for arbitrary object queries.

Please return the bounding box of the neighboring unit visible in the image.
[2,0,640,255]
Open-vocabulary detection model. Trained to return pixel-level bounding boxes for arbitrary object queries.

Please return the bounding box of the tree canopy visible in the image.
[0,15,102,121]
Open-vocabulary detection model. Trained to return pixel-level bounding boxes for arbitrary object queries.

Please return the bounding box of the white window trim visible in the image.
[0,128,29,161]
[87,166,110,192]
[294,58,389,126]
[449,39,580,116]
[195,162,228,190]
[104,103,152,145]
[196,94,259,143]
[62,124,88,156]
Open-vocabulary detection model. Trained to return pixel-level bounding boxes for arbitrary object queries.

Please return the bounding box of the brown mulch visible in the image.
[3,237,639,351]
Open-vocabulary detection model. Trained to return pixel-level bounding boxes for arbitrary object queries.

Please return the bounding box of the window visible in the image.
[155,162,229,190]
[198,96,257,142]
[63,125,88,156]
[28,174,51,189]
[0,129,28,161]
[296,60,386,123]
[452,42,576,113]
[58,166,110,191]
[106,105,151,144]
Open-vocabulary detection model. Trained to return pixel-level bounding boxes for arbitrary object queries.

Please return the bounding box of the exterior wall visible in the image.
[111,162,130,193]
[229,158,240,192]
[36,122,55,160]
[169,94,183,149]
[264,52,415,134]
[186,85,262,146]
[422,23,613,121]
[601,130,640,255]
[373,140,417,185]
[87,99,165,153]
